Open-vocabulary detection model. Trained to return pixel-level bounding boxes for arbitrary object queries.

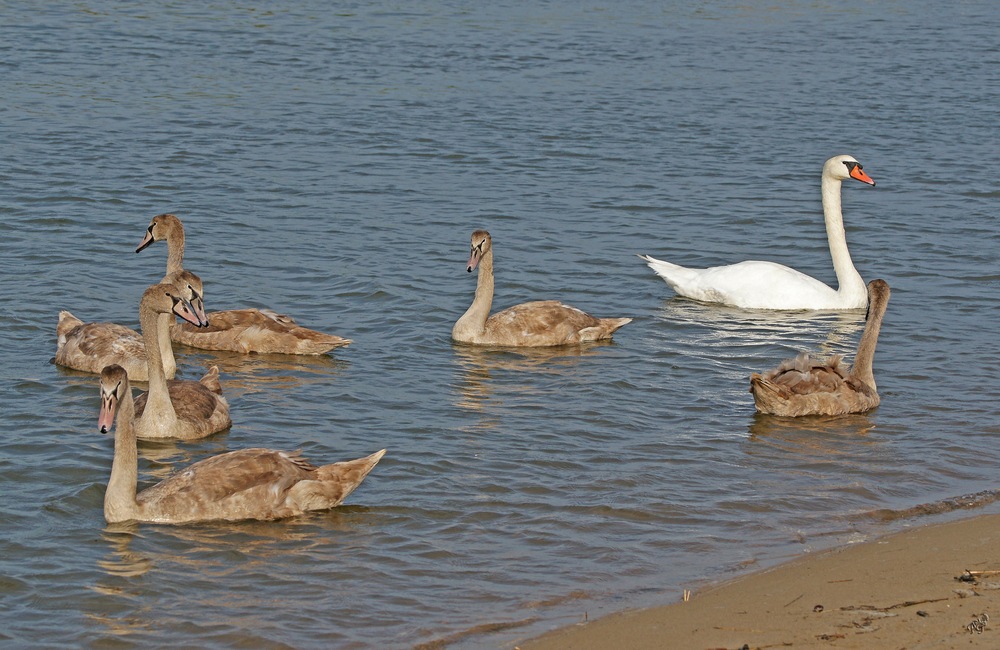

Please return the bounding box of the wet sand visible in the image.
[522,513,1000,649]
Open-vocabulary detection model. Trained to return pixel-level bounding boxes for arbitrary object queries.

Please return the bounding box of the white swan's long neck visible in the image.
[851,286,889,391]
[138,299,178,431]
[821,174,866,301]
[105,384,139,523]
[453,249,494,339]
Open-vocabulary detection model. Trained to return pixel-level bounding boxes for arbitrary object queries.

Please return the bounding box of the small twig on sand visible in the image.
[841,597,950,612]
[783,593,804,608]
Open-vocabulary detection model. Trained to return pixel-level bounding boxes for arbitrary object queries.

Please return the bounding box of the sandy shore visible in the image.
[520,513,1000,649]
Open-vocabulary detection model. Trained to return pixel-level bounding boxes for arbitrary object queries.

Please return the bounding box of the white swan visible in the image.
[640,155,876,310]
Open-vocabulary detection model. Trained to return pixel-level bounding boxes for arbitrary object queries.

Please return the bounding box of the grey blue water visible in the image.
[2,1,999,647]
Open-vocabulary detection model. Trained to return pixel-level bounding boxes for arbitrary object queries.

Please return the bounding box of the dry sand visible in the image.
[520,512,1000,649]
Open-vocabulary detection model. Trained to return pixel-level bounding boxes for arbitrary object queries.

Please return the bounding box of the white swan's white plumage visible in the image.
[641,155,876,310]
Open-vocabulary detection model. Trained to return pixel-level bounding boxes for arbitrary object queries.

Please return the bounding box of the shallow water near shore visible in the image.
[2,1,999,648]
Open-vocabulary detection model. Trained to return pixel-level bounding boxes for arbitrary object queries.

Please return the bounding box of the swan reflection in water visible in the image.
[173,346,349,400]
[87,524,156,637]
[95,523,152,580]
[451,342,617,414]
[90,508,379,636]
[747,412,879,451]
[655,299,866,360]
[96,509,376,573]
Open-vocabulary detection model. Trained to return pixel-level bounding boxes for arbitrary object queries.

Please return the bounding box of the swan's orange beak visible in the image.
[849,165,876,186]
[99,392,117,434]
[173,298,203,327]
[136,225,155,253]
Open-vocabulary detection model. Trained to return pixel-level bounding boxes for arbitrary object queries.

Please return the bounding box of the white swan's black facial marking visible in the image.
[842,160,876,186]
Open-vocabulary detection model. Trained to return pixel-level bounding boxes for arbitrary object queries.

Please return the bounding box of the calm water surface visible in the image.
[2,1,999,648]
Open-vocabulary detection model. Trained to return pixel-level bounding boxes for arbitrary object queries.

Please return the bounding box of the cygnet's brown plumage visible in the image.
[98,364,385,524]
[54,270,206,382]
[55,314,160,381]
[131,280,232,440]
[136,213,350,354]
[452,230,632,347]
[749,279,891,416]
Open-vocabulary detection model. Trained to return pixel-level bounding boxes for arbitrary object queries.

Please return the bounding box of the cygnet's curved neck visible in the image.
[156,312,176,377]
[105,384,139,522]
[163,226,185,279]
[138,296,178,429]
[821,173,865,300]
[454,248,494,338]
[851,286,889,390]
